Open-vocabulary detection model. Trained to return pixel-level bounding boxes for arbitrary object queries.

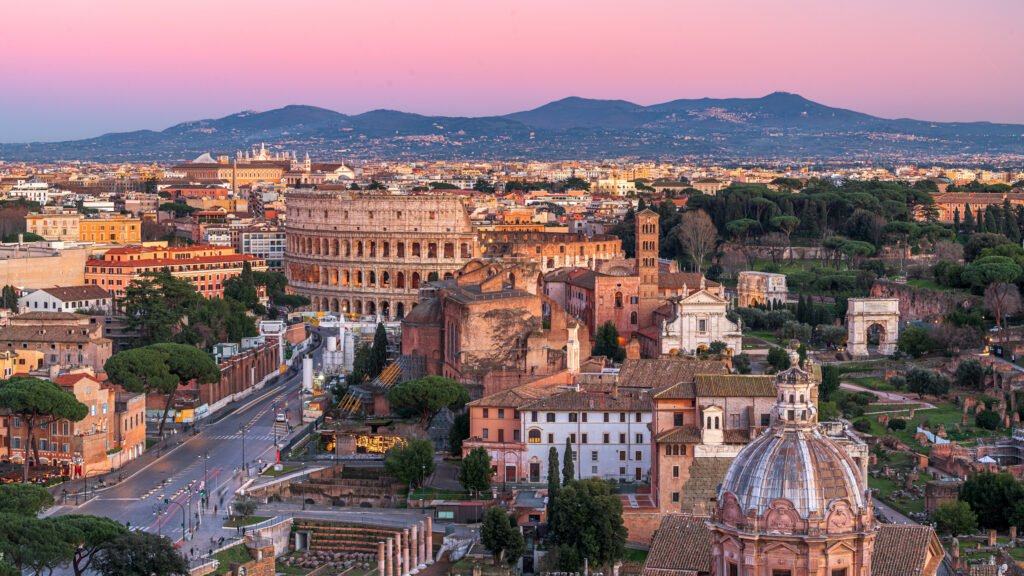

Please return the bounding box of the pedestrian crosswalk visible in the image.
[207,434,278,441]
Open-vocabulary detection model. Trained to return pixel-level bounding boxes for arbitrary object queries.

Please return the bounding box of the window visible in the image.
[591,451,598,462]
[698,319,707,333]
[531,411,538,422]
[665,445,672,456]
[497,409,504,419]
[672,465,680,478]
[635,412,642,422]
[636,433,643,444]
[581,434,588,444]
[546,413,556,423]
[603,433,610,444]
[570,433,577,443]
[482,428,489,439]
[548,433,554,444]
[635,450,642,461]
[831,570,847,576]
[729,564,739,576]
[761,413,771,427]
[569,413,578,423]
[672,492,680,502]
[603,412,609,423]
[438,510,455,520]
[513,430,520,441]
[619,413,626,422]
[619,433,626,443]
[591,466,598,474]
[581,412,588,423]
[619,451,626,461]
[773,571,792,576]
[483,408,489,418]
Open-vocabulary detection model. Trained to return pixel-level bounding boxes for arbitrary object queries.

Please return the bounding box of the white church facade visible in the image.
[658,289,743,356]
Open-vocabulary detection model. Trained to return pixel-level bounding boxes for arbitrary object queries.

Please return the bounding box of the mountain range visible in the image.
[3,92,1023,164]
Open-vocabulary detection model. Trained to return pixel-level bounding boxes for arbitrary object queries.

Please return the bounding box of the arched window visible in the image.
[528,429,541,444]
[614,292,623,308]
[383,242,390,258]
[411,272,421,289]
[789,395,795,404]
[396,272,406,289]
[714,417,720,429]
[630,311,638,325]
[461,243,470,258]
[369,271,377,286]
[357,241,364,257]
[397,242,405,258]
[444,243,454,259]
[412,242,421,257]
[381,271,390,287]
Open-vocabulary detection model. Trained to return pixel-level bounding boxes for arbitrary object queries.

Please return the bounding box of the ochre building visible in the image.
[285,191,478,319]
[478,230,623,273]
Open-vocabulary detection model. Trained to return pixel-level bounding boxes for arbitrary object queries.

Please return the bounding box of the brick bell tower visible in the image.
[636,209,660,329]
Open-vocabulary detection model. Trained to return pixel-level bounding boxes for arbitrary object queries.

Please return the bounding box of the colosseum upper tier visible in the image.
[285,190,479,319]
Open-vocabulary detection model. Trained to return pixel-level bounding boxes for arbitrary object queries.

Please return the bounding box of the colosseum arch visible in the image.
[846,298,900,356]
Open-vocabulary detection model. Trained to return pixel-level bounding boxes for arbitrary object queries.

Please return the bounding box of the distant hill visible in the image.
[3,93,1023,163]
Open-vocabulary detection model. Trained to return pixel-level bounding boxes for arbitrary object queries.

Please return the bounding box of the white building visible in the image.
[521,387,652,484]
[659,289,743,355]
[8,181,54,205]
[239,224,286,271]
[736,271,788,308]
[18,285,112,314]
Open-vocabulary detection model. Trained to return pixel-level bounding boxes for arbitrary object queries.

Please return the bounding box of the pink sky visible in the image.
[2,0,1021,141]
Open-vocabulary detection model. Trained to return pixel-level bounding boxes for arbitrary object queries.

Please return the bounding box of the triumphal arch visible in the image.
[846,297,900,356]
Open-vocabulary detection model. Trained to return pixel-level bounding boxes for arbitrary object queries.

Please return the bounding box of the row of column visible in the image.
[378,516,433,576]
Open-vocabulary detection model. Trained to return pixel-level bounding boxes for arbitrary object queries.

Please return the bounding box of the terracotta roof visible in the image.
[618,358,729,390]
[523,388,651,412]
[643,514,712,576]
[467,383,560,409]
[0,325,101,344]
[653,381,696,399]
[10,311,83,321]
[680,457,734,514]
[655,426,702,444]
[37,285,111,301]
[659,272,720,291]
[693,375,776,398]
[872,524,942,576]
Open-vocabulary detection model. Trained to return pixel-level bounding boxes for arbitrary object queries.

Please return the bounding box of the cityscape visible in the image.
[1,2,1024,576]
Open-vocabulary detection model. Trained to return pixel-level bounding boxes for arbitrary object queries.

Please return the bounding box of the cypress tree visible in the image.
[963,205,975,233]
[547,447,560,529]
[562,437,575,486]
[369,322,389,378]
[953,207,961,232]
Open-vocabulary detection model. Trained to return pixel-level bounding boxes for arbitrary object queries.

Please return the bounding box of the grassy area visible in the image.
[865,403,924,413]
[623,548,650,563]
[261,465,301,477]
[223,515,270,527]
[746,330,786,345]
[869,475,927,515]
[842,376,895,392]
[905,278,948,291]
[857,401,1004,450]
[213,544,253,575]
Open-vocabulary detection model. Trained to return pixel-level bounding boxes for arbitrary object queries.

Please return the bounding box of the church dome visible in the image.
[715,362,871,533]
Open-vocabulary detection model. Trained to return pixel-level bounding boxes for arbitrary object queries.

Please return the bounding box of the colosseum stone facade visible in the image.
[285,190,478,319]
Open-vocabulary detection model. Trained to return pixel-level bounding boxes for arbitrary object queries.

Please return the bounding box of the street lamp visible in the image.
[240,425,247,474]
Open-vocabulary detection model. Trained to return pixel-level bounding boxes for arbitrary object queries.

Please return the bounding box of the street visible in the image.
[47,329,324,552]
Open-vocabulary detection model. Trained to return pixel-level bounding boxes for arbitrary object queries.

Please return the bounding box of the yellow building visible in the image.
[26,213,141,244]
[0,350,45,378]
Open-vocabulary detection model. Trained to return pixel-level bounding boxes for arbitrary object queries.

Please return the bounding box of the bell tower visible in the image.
[637,209,660,328]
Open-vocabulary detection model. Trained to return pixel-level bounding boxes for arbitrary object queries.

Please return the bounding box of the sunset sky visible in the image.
[2,0,1021,142]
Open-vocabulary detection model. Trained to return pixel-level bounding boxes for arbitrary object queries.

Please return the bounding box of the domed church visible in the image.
[643,356,947,576]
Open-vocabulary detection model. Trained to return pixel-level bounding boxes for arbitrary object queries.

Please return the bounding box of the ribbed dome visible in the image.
[718,424,867,520]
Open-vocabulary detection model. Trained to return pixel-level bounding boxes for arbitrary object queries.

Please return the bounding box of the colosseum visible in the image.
[285,190,478,319]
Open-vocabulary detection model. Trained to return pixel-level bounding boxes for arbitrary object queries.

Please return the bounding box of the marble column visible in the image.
[378,542,386,576]
[387,538,394,576]
[410,524,419,572]
[425,516,434,565]
[394,535,403,576]
[418,520,427,568]
[402,529,410,576]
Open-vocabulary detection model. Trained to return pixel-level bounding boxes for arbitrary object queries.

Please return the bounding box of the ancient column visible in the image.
[418,520,427,568]
[378,541,386,576]
[425,516,434,564]
[387,537,394,576]
[410,524,420,572]
[402,528,410,576]
[394,535,403,576]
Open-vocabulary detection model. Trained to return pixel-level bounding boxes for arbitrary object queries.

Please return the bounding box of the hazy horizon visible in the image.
[3,0,1022,142]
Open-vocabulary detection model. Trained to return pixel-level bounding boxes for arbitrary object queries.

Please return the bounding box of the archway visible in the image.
[846,298,900,356]
[396,302,405,319]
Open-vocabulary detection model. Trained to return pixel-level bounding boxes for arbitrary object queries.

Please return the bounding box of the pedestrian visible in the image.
[214,504,218,516]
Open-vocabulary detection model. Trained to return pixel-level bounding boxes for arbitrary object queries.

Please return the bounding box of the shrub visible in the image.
[976,410,1002,430]
[853,419,872,433]
[887,419,907,431]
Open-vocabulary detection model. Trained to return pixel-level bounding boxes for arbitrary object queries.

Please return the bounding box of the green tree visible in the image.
[0,483,53,516]
[0,514,76,576]
[370,323,389,377]
[91,531,188,576]
[460,447,493,496]
[448,411,470,455]
[222,261,261,312]
[897,326,936,358]
[157,202,198,218]
[976,410,1002,430]
[766,347,791,372]
[905,368,950,397]
[732,353,752,374]
[960,472,1024,531]
[592,321,625,362]
[562,437,575,485]
[104,344,220,438]
[0,377,88,482]
[932,501,978,536]
[955,359,987,390]
[2,232,44,243]
[55,515,129,576]
[386,376,470,429]
[547,447,560,530]
[549,479,627,570]
[819,364,841,402]
[121,271,200,346]
[384,438,435,488]
[0,285,18,310]
[480,506,525,565]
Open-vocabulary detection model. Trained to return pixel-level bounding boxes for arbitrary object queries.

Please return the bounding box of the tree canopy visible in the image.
[91,531,188,576]
[386,376,469,428]
[0,377,88,481]
[383,438,435,488]
[0,483,53,516]
[548,479,627,571]
[459,447,492,496]
[480,507,524,566]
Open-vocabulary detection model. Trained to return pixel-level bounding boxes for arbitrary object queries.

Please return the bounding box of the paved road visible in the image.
[48,329,324,552]
[873,498,918,525]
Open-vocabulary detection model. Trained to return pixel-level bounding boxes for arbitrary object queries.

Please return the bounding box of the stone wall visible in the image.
[869,280,981,322]
[623,510,663,545]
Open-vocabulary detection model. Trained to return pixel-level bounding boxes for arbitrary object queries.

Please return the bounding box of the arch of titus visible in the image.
[846,297,900,356]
